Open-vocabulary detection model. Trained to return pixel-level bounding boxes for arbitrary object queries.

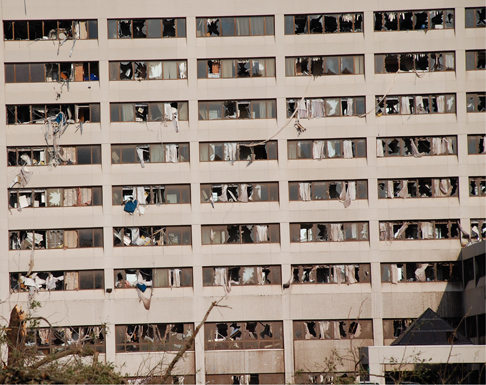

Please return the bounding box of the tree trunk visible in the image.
[6,305,26,368]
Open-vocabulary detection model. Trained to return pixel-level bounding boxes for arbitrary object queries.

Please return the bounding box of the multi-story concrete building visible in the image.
[0,1,484,383]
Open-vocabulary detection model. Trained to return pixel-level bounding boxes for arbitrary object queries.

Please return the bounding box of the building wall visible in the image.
[0,1,484,383]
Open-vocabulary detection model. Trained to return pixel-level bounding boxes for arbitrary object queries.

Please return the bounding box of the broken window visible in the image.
[467,93,486,112]
[112,184,190,205]
[23,325,105,356]
[115,268,192,289]
[374,9,454,31]
[108,18,185,39]
[286,96,365,118]
[7,145,101,167]
[465,7,486,28]
[377,178,458,199]
[196,16,274,37]
[109,60,186,80]
[375,94,455,115]
[293,320,372,340]
[292,264,370,284]
[207,374,283,384]
[290,222,368,242]
[116,323,193,352]
[10,270,103,292]
[470,219,486,241]
[200,183,278,203]
[113,226,191,247]
[203,266,281,286]
[383,319,414,341]
[466,50,486,70]
[469,177,486,196]
[9,228,102,250]
[110,101,188,122]
[285,55,364,77]
[3,20,97,41]
[198,57,275,79]
[287,139,366,159]
[377,136,457,157]
[205,321,282,350]
[199,141,277,162]
[375,52,455,74]
[198,100,276,120]
[467,135,486,154]
[289,180,367,201]
[381,262,462,283]
[379,220,460,241]
[9,186,101,209]
[201,224,279,245]
[285,13,363,35]
[7,103,100,124]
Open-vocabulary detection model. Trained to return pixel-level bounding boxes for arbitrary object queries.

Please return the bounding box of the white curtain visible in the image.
[346,98,354,116]
[312,141,325,159]
[171,269,181,288]
[387,180,395,198]
[224,142,237,161]
[431,137,443,155]
[255,225,268,243]
[319,321,330,339]
[343,140,353,159]
[390,264,398,284]
[345,265,357,284]
[420,222,434,239]
[178,62,187,78]
[299,182,311,201]
[165,144,178,163]
[332,265,345,283]
[398,180,408,198]
[348,181,356,200]
[400,96,411,114]
[330,224,343,241]
[394,222,409,239]
[415,264,429,282]
[238,184,248,203]
[310,99,325,118]
[148,62,162,79]
[214,268,227,286]
[376,139,384,157]
[436,95,445,113]
[218,185,228,202]
[415,96,425,113]
[297,99,308,119]
[327,141,336,158]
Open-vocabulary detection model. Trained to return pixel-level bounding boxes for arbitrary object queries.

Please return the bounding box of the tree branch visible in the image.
[30,346,93,370]
[159,297,227,384]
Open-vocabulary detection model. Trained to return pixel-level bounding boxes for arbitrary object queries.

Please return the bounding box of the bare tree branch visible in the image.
[159,297,227,384]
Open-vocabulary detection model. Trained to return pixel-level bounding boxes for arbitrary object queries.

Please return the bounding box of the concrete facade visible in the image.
[0,1,484,384]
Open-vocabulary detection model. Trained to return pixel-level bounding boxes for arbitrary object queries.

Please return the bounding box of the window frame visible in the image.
[109,60,187,81]
[196,16,275,37]
[201,224,280,245]
[287,139,367,160]
[289,180,368,201]
[107,18,186,39]
[113,226,192,247]
[7,145,102,167]
[289,222,369,242]
[284,13,363,35]
[110,143,189,164]
[373,10,455,32]
[204,321,283,350]
[200,182,279,203]
[379,220,460,241]
[3,20,98,41]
